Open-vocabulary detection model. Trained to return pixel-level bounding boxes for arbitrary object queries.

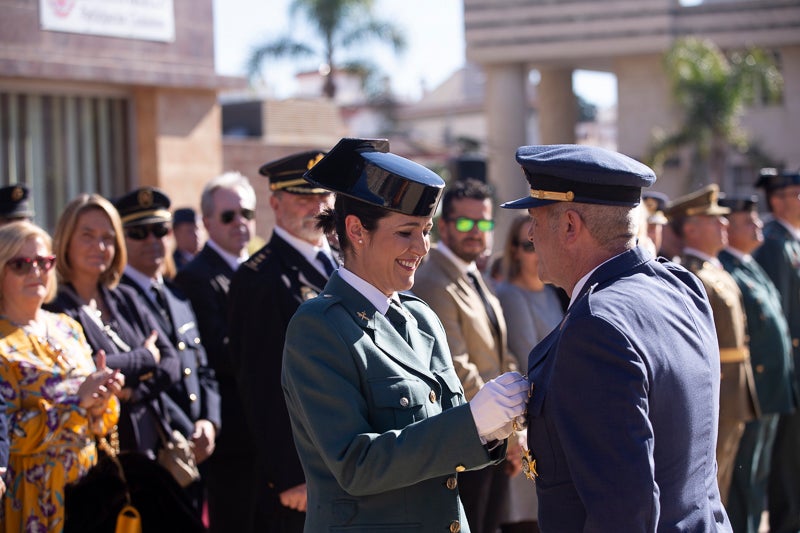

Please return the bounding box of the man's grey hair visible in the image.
[547,202,638,252]
[200,171,256,217]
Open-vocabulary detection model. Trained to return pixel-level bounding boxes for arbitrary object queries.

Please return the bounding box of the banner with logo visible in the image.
[39,0,175,42]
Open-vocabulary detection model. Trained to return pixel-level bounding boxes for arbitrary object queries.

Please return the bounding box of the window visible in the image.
[0,91,132,231]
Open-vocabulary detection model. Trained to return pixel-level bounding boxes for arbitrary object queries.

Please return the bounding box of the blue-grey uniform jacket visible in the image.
[282,272,504,533]
[525,247,731,532]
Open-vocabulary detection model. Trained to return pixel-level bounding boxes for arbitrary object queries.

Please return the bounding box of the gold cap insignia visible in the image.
[138,188,154,208]
[307,153,325,170]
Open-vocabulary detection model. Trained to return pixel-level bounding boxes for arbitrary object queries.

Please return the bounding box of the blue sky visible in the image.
[213,0,618,108]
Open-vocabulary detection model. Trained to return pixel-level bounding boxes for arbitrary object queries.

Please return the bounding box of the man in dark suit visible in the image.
[413,178,518,533]
[115,187,222,510]
[501,144,731,531]
[753,168,800,533]
[718,194,796,533]
[174,172,257,533]
[666,185,760,505]
[228,150,335,532]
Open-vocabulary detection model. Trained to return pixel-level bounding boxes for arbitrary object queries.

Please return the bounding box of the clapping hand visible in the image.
[79,350,124,417]
[469,371,529,442]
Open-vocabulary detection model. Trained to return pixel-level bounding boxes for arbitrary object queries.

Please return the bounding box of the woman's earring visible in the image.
[358,239,363,244]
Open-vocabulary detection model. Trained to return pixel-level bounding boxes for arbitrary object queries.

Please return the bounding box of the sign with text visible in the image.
[40,0,175,42]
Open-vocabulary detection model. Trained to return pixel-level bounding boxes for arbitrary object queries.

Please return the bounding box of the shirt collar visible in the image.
[123,266,162,301]
[683,246,723,269]
[723,246,750,262]
[337,266,396,315]
[568,248,641,309]
[436,242,476,276]
[273,225,333,276]
[206,238,247,271]
[775,217,800,240]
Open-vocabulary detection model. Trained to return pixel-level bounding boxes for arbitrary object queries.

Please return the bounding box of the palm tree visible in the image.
[647,37,783,187]
[246,0,406,100]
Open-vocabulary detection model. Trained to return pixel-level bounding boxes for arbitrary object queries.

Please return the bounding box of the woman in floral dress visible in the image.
[0,221,122,533]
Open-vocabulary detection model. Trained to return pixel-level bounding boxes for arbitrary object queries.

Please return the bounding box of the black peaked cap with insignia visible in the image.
[259,150,330,195]
[303,138,445,218]
[501,144,656,210]
[755,167,800,195]
[0,184,34,219]
[114,187,172,227]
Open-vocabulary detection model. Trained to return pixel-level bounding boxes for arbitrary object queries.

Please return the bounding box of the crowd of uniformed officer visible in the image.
[0,157,799,532]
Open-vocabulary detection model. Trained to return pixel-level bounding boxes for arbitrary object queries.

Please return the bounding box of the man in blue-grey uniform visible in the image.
[753,168,800,533]
[501,144,731,532]
[718,194,796,533]
[115,186,222,512]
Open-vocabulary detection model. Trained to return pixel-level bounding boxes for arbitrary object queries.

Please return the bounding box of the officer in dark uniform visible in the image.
[501,145,731,531]
[718,194,797,533]
[0,184,34,225]
[753,168,800,533]
[228,150,335,532]
[172,207,202,272]
[114,187,222,511]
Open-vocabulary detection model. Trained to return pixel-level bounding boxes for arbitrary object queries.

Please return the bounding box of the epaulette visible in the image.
[244,248,272,271]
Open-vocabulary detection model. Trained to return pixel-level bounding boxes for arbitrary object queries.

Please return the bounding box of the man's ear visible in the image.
[563,209,583,244]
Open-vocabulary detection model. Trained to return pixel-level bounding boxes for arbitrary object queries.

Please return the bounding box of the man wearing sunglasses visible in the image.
[413,177,518,533]
[114,186,221,515]
[228,150,335,532]
[174,172,259,533]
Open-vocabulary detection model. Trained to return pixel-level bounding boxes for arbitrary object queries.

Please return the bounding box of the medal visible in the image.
[521,448,537,482]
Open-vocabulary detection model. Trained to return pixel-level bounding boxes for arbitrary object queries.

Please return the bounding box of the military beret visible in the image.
[642,191,669,225]
[259,150,330,195]
[172,207,197,226]
[665,184,730,220]
[114,187,172,226]
[755,168,800,194]
[304,138,445,218]
[0,184,34,220]
[501,144,657,209]
[718,194,758,213]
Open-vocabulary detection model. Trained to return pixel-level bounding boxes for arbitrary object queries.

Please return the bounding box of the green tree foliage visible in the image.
[247,0,406,99]
[647,37,782,187]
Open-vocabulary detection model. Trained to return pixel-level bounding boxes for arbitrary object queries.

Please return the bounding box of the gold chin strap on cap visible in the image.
[530,189,575,202]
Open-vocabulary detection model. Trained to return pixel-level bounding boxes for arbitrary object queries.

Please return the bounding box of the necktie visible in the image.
[316,251,336,277]
[150,283,174,337]
[467,271,501,340]
[385,301,410,344]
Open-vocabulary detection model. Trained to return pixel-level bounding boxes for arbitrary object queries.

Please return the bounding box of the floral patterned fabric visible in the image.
[0,311,119,533]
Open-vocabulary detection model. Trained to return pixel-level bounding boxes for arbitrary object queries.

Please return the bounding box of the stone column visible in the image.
[538,68,576,144]
[484,62,529,263]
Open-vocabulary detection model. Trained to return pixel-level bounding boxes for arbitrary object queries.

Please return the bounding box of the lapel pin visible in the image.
[357,311,369,322]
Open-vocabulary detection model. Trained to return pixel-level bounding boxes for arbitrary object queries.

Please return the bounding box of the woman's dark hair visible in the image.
[316,195,391,258]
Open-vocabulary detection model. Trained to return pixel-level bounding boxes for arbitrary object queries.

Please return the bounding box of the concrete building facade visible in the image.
[464,0,800,235]
[0,0,243,231]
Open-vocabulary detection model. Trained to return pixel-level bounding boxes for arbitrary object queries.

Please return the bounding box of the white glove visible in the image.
[469,371,529,439]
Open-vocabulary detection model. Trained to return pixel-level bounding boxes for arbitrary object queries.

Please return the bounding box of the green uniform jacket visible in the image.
[719,250,797,414]
[681,254,760,422]
[282,272,504,532]
[754,220,800,388]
